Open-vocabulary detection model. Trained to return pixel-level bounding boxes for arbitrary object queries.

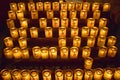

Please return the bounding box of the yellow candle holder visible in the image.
[21,70,31,80]
[99,27,108,37]
[18,37,27,48]
[42,69,52,80]
[8,10,16,20]
[107,36,117,47]
[87,18,95,28]
[94,68,103,80]
[46,10,54,19]
[84,69,93,80]
[31,10,38,19]
[11,69,22,80]
[4,37,14,48]
[73,36,81,47]
[65,70,73,80]
[1,69,12,80]
[4,47,13,59]
[61,18,68,28]
[103,68,113,80]
[83,2,90,11]
[114,67,120,80]
[97,36,106,47]
[61,2,67,10]
[32,46,41,59]
[60,10,67,18]
[70,47,79,59]
[44,2,51,11]
[55,69,63,80]
[20,18,28,28]
[45,27,53,38]
[68,2,75,11]
[98,46,107,58]
[70,18,78,28]
[10,3,17,11]
[39,18,47,28]
[49,47,57,59]
[30,70,39,80]
[16,10,24,19]
[58,38,66,47]
[71,27,79,37]
[76,2,82,11]
[90,27,98,37]
[81,26,89,37]
[60,47,68,59]
[52,2,59,11]
[19,27,27,37]
[36,2,43,11]
[30,27,38,38]
[28,2,35,11]
[103,3,110,12]
[59,27,66,38]
[52,18,60,28]
[108,46,118,58]
[93,10,101,19]
[10,27,19,38]
[21,48,30,59]
[80,10,87,19]
[92,2,100,11]
[41,47,49,59]
[74,69,83,80]
[84,57,93,69]
[87,36,96,47]
[12,47,22,59]
[18,2,26,11]
[99,18,107,28]
[6,19,15,28]
[82,46,91,58]
[70,10,77,18]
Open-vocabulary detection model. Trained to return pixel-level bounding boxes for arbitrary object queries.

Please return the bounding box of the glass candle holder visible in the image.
[1,69,12,80]
[61,2,67,10]
[4,37,14,48]
[10,27,19,38]
[93,10,101,19]
[99,18,107,28]
[73,36,81,47]
[84,69,93,80]
[41,47,49,59]
[52,18,60,28]
[6,19,15,28]
[98,46,107,58]
[20,18,28,28]
[8,10,16,20]
[55,69,63,80]
[12,47,22,59]
[103,68,113,80]
[70,18,78,28]
[80,10,87,19]
[36,2,43,11]
[59,27,66,38]
[60,10,67,18]
[30,27,38,38]
[21,70,31,80]
[74,69,83,80]
[108,46,118,58]
[76,2,82,11]
[114,67,120,80]
[71,28,79,37]
[39,18,47,28]
[87,36,96,47]
[82,46,91,58]
[4,47,13,59]
[16,10,24,19]
[70,47,79,59]
[99,27,108,37]
[42,69,52,80]
[28,2,35,11]
[61,18,68,28]
[81,26,89,37]
[49,47,57,59]
[11,69,22,80]
[30,70,39,80]
[90,27,98,37]
[32,46,41,59]
[92,3,100,11]
[19,27,27,37]
[103,3,110,12]
[45,27,53,38]
[60,47,68,59]
[65,70,73,80]
[47,10,54,19]
[10,3,17,11]
[18,37,27,48]
[87,18,95,28]
[97,36,106,47]
[83,2,90,11]
[52,2,59,11]
[84,57,93,69]
[31,10,38,19]
[18,2,26,11]
[68,2,75,11]
[58,38,66,47]
[94,68,103,80]
[44,2,51,11]
[107,36,117,47]
[21,48,29,59]
[70,10,77,18]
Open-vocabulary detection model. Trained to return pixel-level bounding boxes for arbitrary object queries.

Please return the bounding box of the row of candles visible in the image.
[1,67,120,80]
[9,2,110,12]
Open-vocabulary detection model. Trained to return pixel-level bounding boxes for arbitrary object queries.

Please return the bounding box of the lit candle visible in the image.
[52,18,60,28]
[52,2,59,11]
[103,68,113,80]
[87,18,95,28]
[98,46,107,58]
[97,36,106,47]
[114,67,120,80]
[94,68,103,80]
[49,47,57,59]
[39,18,47,28]
[107,36,117,47]
[99,18,107,28]
[10,27,19,38]
[21,48,30,59]
[46,10,54,19]
[59,0,63,3]
[10,3,17,11]
[68,2,75,11]
[30,27,38,38]
[19,27,27,37]
[41,47,49,59]
[18,2,26,11]
[71,27,79,37]
[83,2,90,11]
[36,2,43,11]
[20,18,28,28]
[70,18,78,28]
[84,69,93,80]
[99,27,108,37]
[84,57,93,69]
[4,37,14,48]
[16,10,24,19]
[8,10,16,20]
[12,47,22,59]
[80,10,87,19]
[6,19,15,28]
[60,10,67,18]
[76,2,82,11]
[1,69,12,80]
[30,70,39,80]
[59,27,66,38]
[87,36,96,47]
[55,69,63,80]
[73,36,81,47]
[90,27,98,37]
[44,2,51,11]
[108,46,118,58]
[31,10,38,19]
[70,47,79,59]
[65,70,73,80]
[42,69,52,80]
[103,3,110,12]
[60,47,68,59]
[92,3,100,11]
[45,27,53,38]
[82,46,91,58]
[70,10,77,18]
[28,2,35,11]
[58,38,66,47]
[61,18,68,28]
[93,10,101,19]
[74,69,83,80]
[11,69,22,80]
[81,26,89,37]
[21,70,31,80]
[32,46,41,59]
[61,2,67,10]
[18,37,27,48]
[4,47,13,59]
